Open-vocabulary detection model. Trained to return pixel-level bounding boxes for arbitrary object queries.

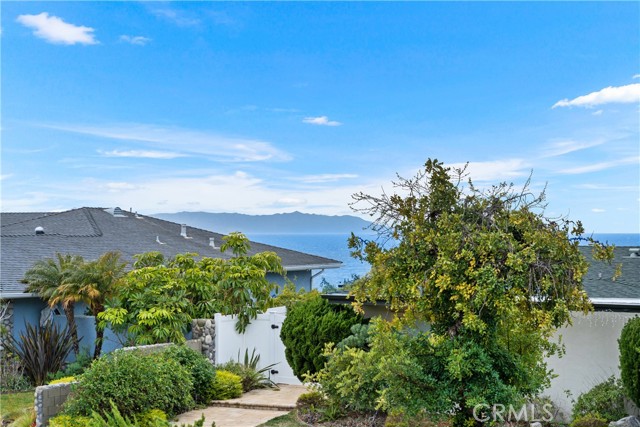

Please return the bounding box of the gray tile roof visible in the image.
[579,246,640,300]
[1,208,341,296]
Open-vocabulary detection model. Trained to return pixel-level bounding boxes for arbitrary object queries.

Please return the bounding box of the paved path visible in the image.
[173,384,306,427]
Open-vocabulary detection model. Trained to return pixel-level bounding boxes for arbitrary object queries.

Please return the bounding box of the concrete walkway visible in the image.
[173,384,307,427]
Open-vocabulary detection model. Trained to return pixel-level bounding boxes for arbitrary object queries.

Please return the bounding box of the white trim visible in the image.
[590,297,640,307]
[0,292,38,299]
[282,263,342,271]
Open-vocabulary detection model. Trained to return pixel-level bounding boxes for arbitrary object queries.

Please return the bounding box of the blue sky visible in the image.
[2,2,639,233]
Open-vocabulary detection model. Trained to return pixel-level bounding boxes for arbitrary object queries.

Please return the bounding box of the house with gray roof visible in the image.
[0,207,341,352]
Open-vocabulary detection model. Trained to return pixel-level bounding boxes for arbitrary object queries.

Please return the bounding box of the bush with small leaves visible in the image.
[163,344,217,404]
[210,370,243,400]
[570,413,609,427]
[49,414,92,427]
[619,316,640,407]
[572,377,627,422]
[63,350,194,418]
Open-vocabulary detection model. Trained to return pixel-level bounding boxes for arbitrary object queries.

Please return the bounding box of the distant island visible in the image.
[151,211,373,235]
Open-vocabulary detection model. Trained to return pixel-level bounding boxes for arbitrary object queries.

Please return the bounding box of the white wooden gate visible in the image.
[214,306,300,385]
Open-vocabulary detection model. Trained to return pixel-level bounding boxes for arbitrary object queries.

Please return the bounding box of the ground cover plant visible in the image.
[314,159,617,426]
[0,391,34,424]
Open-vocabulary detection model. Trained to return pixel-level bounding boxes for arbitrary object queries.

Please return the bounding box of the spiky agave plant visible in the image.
[4,320,74,385]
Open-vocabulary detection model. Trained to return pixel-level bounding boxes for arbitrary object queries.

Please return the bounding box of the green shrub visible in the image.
[570,413,608,427]
[89,403,170,427]
[216,348,277,392]
[210,370,243,400]
[50,349,93,381]
[311,345,382,412]
[163,344,217,404]
[64,350,194,418]
[4,320,74,385]
[0,352,32,392]
[296,391,326,408]
[572,377,627,422]
[51,407,171,427]
[619,316,640,407]
[49,414,92,427]
[336,323,371,351]
[280,294,363,380]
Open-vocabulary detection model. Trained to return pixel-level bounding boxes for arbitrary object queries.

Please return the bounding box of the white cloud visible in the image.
[558,156,640,174]
[14,170,378,217]
[104,182,138,192]
[302,116,342,126]
[591,208,606,213]
[552,83,640,109]
[575,184,638,191]
[151,8,200,27]
[447,159,529,182]
[99,149,186,159]
[16,13,97,45]
[294,174,358,184]
[271,197,308,208]
[41,122,292,162]
[0,174,13,181]
[119,35,151,46]
[592,110,603,116]
[541,139,605,158]
[634,74,640,79]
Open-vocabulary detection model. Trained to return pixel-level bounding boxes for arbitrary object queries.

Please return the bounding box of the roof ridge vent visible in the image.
[209,237,218,249]
[105,207,127,217]
[180,224,192,239]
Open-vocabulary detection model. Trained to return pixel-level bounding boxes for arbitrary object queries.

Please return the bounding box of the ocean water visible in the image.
[249,233,640,290]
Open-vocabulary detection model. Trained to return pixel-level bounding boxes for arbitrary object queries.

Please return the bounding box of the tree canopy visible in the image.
[346,159,613,425]
[99,232,285,345]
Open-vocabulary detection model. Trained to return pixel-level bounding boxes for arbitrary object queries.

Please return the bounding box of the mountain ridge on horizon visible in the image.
[151,211,373,235]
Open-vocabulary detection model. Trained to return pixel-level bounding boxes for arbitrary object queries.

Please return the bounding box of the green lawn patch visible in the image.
[1,390,34,421]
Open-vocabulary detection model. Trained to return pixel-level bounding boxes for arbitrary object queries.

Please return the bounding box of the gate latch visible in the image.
[271,369,279,375]
[271,324,279,329]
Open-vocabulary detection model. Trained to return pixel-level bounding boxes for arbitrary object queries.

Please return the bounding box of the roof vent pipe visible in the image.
[181,224,188,238]
[629,248,640,258]
[35,226,44,235]
[209,237,217,249]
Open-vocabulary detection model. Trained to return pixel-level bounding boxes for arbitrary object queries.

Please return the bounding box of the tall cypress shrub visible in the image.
[280,294,363,380]
[618,316,640,407]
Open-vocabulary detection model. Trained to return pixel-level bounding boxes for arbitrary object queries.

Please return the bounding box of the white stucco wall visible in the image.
[544,311,637,419]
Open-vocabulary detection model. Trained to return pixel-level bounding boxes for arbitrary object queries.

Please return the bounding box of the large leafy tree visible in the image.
[99,232,285,344]
[347,159,613,425]
[22,253,85,355]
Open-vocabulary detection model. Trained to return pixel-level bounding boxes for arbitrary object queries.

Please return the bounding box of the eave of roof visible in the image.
[284,263,342,271]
